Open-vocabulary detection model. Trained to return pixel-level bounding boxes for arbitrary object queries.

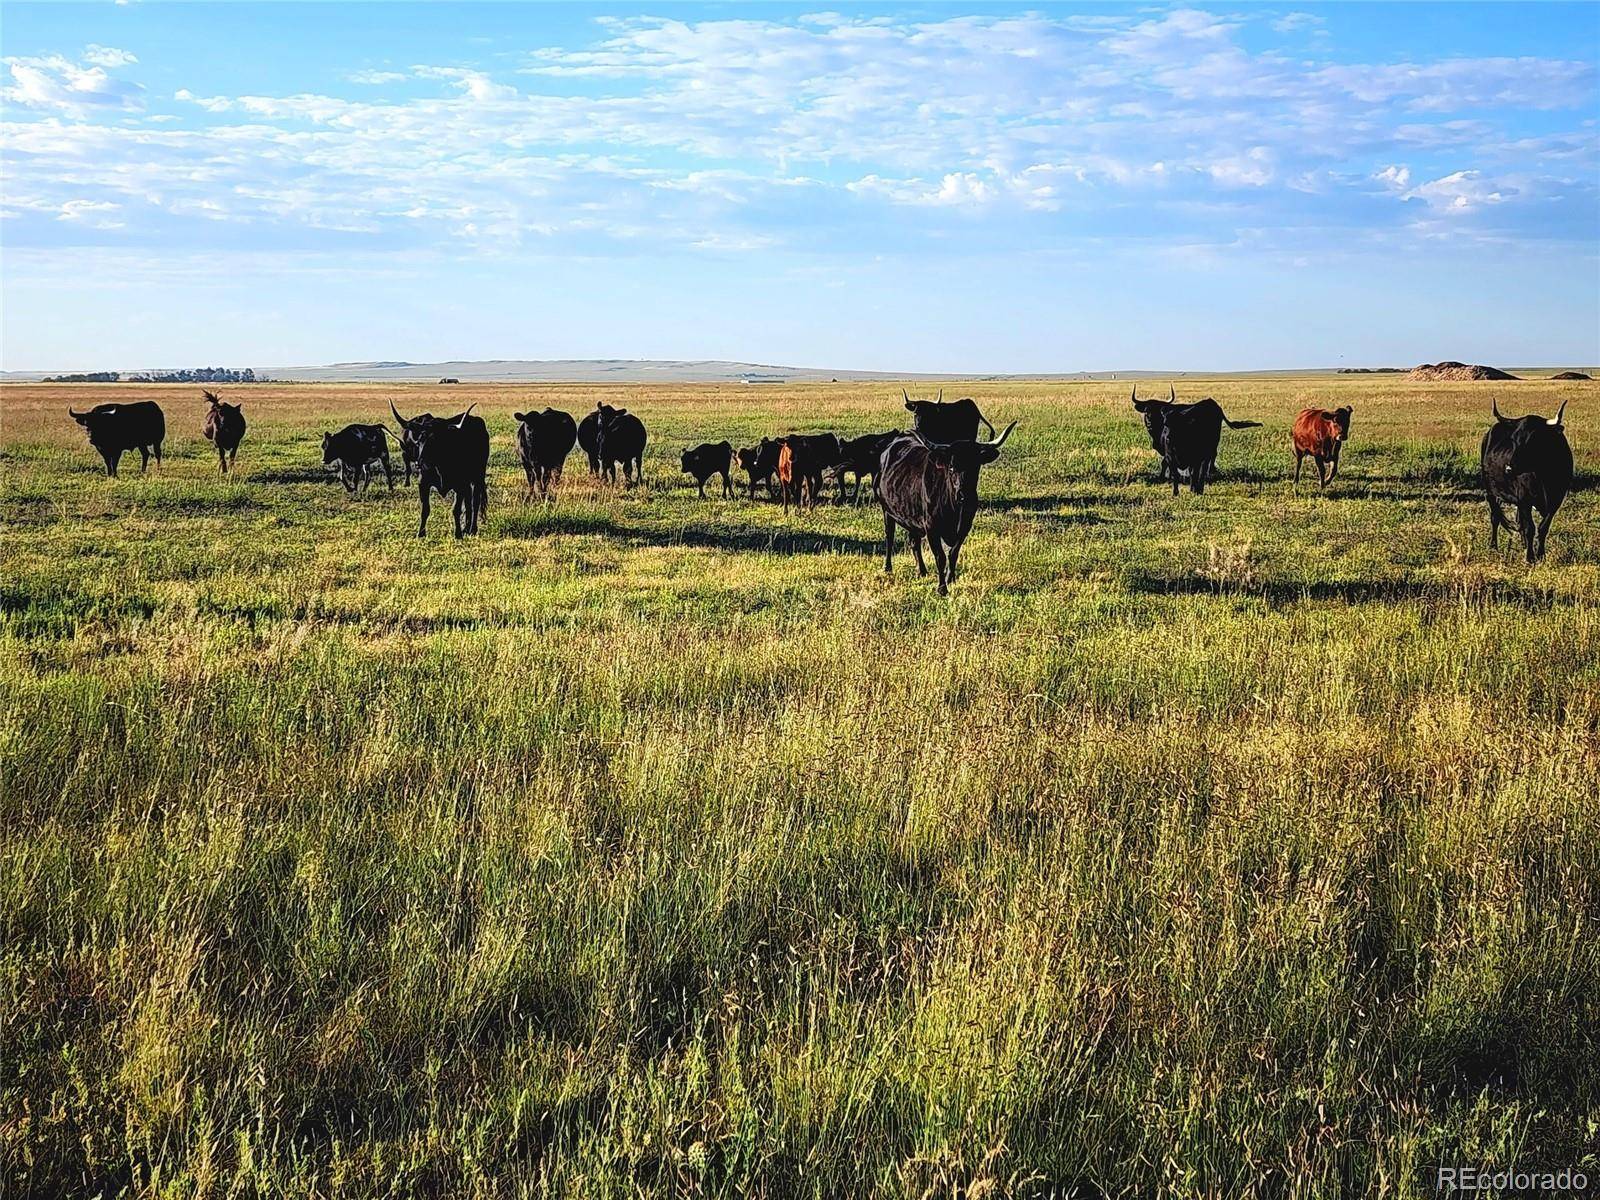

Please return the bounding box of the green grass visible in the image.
[2,378,1597,1198]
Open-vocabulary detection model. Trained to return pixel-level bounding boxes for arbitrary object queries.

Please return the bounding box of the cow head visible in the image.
[1131,386,1175,448]
[1493,397,1570,475]
[1331,406,1352,438]
[917,421,1017,501]
[321,432,337,464]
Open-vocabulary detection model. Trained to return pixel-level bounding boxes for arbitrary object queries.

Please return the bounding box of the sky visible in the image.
[2,2,1597,372]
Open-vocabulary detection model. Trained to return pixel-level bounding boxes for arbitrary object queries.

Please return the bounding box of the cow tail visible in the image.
[1223,413,1262,429]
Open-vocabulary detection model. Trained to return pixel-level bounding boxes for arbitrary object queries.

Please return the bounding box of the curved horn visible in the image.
[903,389,911,404]
[1129,386,1138,405]
[1169,384,1176,402]
[1492,396,1507,423]
[1550,398,1568,427]
[390,400,411,430]
[986,420,1017,449]
[67,406,84,418]
[455,403,477,428]
[937,388,943,403]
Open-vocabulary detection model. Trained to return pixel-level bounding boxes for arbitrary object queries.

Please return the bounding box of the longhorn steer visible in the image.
[903,390,995,443]
[391,403,490,537]
[878,422,1016,595]
[69,401,165,476]
[1482,398,1573,563]
[1131,387,1260,494]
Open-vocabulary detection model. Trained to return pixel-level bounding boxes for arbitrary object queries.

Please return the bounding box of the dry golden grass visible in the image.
[2,376,1596,1198]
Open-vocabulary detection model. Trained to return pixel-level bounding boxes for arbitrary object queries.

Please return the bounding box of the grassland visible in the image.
[2,377,1597,1198]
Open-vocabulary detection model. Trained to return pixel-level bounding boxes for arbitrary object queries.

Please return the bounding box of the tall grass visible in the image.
[2,378,1597,1197]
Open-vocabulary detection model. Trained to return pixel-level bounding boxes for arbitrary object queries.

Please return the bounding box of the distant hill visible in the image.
[4,358,1592,384]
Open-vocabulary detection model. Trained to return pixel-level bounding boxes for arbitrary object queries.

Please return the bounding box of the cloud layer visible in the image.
[3,9,1596,270]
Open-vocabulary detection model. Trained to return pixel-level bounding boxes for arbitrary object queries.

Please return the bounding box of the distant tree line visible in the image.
[43,367,266,384]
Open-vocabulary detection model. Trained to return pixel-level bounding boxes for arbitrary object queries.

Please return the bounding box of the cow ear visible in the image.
[513,412,526,422]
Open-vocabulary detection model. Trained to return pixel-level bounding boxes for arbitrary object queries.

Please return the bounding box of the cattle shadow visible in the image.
[252,465,347,485]
[1124,572,1564,609]
[499,511,880,557]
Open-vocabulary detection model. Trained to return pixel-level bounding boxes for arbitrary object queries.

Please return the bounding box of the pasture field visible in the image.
[2,377,1598,1198]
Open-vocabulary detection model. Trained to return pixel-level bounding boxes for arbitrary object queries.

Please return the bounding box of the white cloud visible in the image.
[83,45,138,68]
[4,9,1595,263]
[3,52,144,114]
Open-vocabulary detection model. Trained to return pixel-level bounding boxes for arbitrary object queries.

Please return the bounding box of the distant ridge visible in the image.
[4,358,1593,384]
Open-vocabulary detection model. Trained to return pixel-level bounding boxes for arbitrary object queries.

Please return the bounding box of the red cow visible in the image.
[1292,405,1352,488]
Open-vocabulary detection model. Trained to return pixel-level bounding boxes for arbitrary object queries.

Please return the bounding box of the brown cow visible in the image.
[777,442,796,514]
[1292,405,1351,488]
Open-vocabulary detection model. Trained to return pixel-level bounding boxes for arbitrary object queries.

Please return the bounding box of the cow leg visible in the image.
[418,482,430,537]
[1517,502,1536,564]
[138,446,151,473]
[1533,508,1553,560]
[342,466,357,494]
[909,533,928,577]
[153,442,162,470]
[1192,462,1207,495]
[1294,452,1303,487]
[218,445,228,474]
[383,454,395,492]
[1170,463,1180,496]
[945,539,961,583]
[928,538,949,596]
[882,510,896,574]
[453,492,466,539]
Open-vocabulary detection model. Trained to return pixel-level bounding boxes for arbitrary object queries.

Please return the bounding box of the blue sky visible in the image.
[2,2,1597,371]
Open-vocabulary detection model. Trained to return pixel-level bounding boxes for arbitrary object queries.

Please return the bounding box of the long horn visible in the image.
[390,400,411,430]
[1492,396,1506,423]
[456,403,477,429]
[937,388,943,402]
[1550,398,1568,427]
[67,406,83,418]
[903,389,911,403]
[1169,384,1175,402]
[1130,386,1138,405]
[987,420,1017,449]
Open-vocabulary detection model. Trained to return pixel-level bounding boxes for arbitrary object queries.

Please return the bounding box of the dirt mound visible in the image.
[1550,371,1592,380]
[1409,361,1519,381]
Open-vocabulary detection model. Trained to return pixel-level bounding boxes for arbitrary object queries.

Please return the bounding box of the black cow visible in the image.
[577,411,601,474]
[879,423,1016,595]
[201,390,246,474]
[68,401,165,477]
[777,433,842,513]
[1131,387,1260,495]
[322,423,398,493]
[1482,398,1573,563]
[392,404,490,538]
[681,441,734,498]
[903,390,996,443]
[389,401,480,486]
[833,430,905,503]
[737,438,782,500]
[593,403,647,484]
[514,408,578,499]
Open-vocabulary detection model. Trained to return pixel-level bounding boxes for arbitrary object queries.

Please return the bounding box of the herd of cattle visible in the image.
[63,385,1577,587]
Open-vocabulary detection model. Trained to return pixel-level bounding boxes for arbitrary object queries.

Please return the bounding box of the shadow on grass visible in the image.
[499,510,881,556]
[1124,571,1563,608]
